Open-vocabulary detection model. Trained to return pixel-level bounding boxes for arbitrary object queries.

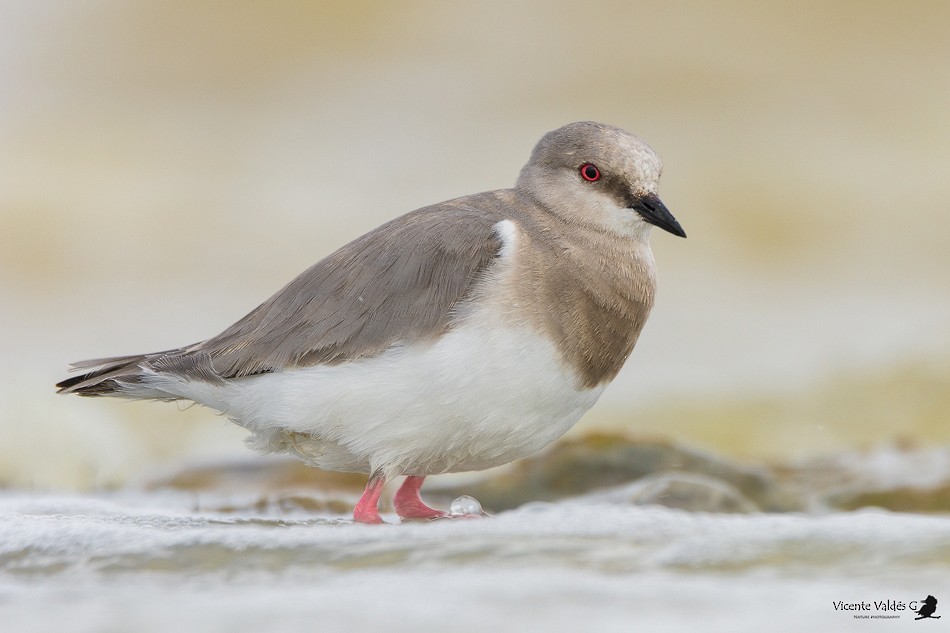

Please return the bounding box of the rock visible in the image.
[826,483,950,513]
[779,444,950,513]
[591,472,759,513]
[145,457,366,493]
[430,432,802,513]
[144,457,366,515]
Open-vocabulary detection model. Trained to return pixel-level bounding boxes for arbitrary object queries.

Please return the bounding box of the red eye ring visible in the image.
[579,163,601,182]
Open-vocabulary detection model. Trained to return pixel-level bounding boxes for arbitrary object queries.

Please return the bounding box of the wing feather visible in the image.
[188,199,508,378]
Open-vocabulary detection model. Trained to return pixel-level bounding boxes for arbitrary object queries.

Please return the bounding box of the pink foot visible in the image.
[394,476,448,521]
[353,474,386,524]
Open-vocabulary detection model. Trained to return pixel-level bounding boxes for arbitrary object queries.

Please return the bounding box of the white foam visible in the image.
[2,493,949,632]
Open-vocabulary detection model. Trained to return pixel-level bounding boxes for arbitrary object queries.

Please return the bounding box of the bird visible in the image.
[56,121,686,524]
[916,596,940,620]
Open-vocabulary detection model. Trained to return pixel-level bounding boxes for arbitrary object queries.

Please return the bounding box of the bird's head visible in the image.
[516,121,686,240]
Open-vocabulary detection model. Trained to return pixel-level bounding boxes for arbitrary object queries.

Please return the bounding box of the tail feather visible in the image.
[56,348,224,401]
[56,354,153,397]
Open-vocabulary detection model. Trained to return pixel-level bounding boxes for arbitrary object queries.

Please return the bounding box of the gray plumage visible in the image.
[57,201,507,394]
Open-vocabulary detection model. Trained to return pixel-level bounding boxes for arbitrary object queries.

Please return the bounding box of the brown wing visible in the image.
[186,196,508,378]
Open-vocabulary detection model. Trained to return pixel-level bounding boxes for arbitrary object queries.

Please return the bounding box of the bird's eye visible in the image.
[579,163,601,182]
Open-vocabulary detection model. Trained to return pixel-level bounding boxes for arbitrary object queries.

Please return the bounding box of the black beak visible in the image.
[630,193,686,238]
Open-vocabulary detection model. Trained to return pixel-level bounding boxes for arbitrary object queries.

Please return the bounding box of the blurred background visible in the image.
[2,0,949,490]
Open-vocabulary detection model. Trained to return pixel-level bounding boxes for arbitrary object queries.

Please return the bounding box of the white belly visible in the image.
[172,310,604,478]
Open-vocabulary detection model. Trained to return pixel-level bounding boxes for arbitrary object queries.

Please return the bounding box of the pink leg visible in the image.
[353,473,386,524]
[393,475,447,520]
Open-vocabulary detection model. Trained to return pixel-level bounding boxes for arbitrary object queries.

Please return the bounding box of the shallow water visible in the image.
[2,493,948,632]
